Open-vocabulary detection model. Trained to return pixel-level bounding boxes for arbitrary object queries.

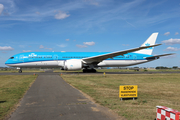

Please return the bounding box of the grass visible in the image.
[0,75,37,120]
[62,74,180,120]
[0,69,44,73]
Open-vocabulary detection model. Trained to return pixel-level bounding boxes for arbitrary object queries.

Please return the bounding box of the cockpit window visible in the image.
[10,57,14,59]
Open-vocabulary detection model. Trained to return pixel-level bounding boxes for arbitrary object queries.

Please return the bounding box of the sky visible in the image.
[0,0,180,67]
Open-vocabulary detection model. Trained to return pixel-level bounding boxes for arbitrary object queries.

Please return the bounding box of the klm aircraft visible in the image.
[5,33,174,73]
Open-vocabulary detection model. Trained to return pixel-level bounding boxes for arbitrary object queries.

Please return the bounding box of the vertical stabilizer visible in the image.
[134,32,158,55]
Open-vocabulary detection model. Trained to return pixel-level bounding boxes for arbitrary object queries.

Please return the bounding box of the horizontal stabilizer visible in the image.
[145,53,175,59]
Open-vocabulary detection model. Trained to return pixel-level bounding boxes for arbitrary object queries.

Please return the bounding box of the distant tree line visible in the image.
[156,66,179,69]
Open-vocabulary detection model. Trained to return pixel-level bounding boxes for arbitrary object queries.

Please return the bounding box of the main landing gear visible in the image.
[18,69,22,73]
[83,68,97,73]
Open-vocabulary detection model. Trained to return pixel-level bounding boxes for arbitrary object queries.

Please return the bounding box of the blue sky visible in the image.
[0,0,180,67]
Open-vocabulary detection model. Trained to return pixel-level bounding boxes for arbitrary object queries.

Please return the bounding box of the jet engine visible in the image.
[61,59,83,70]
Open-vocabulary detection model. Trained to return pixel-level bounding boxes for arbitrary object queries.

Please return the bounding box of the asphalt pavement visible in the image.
[9,75,120,120]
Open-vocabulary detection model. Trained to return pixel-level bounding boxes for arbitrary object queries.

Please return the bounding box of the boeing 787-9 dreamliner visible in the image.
[5,33,174,73]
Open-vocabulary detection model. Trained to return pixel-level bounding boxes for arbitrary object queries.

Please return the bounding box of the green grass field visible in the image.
[62,74,180,120]
[0,69,45,73]
[0,75,37,120]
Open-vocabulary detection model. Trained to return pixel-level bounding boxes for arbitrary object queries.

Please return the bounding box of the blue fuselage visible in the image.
[5,52,154,68]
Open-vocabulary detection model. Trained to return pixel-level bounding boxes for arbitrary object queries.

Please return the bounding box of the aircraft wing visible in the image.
[82,44,161,63]
[145,53,175,59]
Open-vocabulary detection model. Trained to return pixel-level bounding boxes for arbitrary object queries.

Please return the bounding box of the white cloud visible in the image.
[122,44,129,46]
[0,46,14,51]
[23,50,32,52]
[175,32,179,35]
[164,32,170,36]
[76,41,95,48]
[83,41,95,46]
[165,47,180,51]
[162,38,180,45]
[66,39,69,41]
[57,44,67,48]
[0,4,4,15]
[55,11,70,20]
[76,44,87,48]
[39,45,44,49]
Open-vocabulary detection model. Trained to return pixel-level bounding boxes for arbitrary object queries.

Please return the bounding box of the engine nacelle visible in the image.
[62,59,83,71]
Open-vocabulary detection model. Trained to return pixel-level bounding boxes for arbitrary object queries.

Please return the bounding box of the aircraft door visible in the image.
[53,55,58,61]
[19,55,24,62]
[133,55,137,60]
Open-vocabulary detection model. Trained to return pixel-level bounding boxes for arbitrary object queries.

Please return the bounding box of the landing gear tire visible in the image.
[83,69,97,73]
[19,69,22,73]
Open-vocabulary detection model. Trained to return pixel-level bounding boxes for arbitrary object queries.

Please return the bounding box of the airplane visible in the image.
[5,33,174,73]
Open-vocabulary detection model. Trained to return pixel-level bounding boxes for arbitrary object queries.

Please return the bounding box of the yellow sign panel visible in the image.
[119,85,138,98]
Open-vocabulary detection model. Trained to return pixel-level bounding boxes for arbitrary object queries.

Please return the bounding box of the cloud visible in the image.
[23,50,32,52]
[122,44,129,46]
[55,11,70,20]
[83,41,95,46]
[162,38,180,45]
[57,44,67,48]
[165,47,180,51]
[164,32,170,36]
[39,45,52,50]
[35,12,40,15]
[39,45,44,49]
[76,41,95,48]
[66,39,69,41]
[175,32,179,35]
[0,4,4,15]
[0,46,14,51]
[76,44,87,48]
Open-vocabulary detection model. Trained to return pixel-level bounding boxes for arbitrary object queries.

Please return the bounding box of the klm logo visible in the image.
[145,43,153,50]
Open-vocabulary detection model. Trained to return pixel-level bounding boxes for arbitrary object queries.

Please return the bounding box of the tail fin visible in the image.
[134,32,158,55]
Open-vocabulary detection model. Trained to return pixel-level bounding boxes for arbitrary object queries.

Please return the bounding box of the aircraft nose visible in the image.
[5,59,10,65]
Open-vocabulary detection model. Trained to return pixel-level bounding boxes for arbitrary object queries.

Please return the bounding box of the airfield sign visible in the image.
[119,85,138,98]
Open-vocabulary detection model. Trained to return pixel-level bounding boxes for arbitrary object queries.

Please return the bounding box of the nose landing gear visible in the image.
[17,67,22,73]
